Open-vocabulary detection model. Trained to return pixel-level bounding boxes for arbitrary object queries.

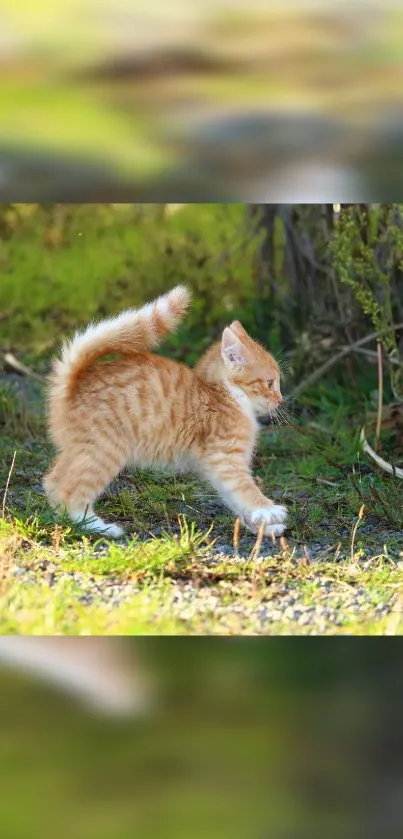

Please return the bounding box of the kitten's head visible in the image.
[221,321,283,423]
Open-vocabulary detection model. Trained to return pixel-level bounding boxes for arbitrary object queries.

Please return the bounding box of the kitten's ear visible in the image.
[230,320,248,337]
[221,327,249,370]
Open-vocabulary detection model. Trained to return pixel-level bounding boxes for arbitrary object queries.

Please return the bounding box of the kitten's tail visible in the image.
[50,285,190,399]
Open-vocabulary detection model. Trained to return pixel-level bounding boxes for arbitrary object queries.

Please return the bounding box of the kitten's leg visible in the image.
[44,448,126,538]
[201,456,287,537]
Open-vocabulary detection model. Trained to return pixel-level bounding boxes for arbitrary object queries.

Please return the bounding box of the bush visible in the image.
[0,203,265,365]
[330,204,403,400]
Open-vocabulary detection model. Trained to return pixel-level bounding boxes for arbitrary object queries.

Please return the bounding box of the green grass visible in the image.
[1,374,402,635]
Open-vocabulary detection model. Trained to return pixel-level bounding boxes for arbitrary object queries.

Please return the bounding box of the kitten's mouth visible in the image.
[259,406,281,426]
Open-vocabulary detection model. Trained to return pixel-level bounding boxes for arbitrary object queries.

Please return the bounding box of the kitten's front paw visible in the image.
[104,523,125,539]
[247,505,288,537]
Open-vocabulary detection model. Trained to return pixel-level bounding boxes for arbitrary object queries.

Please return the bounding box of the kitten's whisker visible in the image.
[278,406,294,422]
[279,400,294,413]
[274,409,292,428]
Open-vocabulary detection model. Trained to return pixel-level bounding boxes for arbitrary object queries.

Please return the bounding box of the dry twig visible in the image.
[233,518,241,554]
[350,504,365,563]
[291,323,403,399]
[375,341,383,450]
[2,352,46,383]
[250,522,265,561]
[360,428,403,478]
[1,450,17,518]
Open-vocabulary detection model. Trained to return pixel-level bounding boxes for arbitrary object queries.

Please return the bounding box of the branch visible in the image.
[2,353,46,383]
[360,428,403,479]
[290,323,403,399]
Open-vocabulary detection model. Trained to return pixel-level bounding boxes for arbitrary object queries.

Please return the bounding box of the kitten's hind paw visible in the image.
[103,523,125,539]
[247,505,288,537]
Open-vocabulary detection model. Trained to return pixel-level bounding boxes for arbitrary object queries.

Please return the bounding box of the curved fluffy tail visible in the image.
[49,285,190,400]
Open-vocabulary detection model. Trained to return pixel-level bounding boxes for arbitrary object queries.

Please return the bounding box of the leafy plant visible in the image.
[330,204,403,400]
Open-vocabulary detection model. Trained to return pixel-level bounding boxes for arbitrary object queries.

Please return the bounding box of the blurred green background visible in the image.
[0,638,401,839]
[1,2,403,198]
[1,202,403,398]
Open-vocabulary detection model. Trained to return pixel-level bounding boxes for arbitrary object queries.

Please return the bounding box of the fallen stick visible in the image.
[2,352,46,383]
[360,427,403,479]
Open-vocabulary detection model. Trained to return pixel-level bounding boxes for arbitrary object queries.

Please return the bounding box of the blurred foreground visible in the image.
[1,2,403,199]
[0,637,152,714]
[0,638,402,839]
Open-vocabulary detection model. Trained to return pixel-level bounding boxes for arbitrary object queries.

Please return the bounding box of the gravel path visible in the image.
[9,542,398,633]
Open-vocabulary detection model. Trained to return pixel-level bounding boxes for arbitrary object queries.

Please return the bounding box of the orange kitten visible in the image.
[44,286,287,539]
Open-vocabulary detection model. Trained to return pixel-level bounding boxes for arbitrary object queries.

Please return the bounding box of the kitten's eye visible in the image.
[267,379,274,388]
